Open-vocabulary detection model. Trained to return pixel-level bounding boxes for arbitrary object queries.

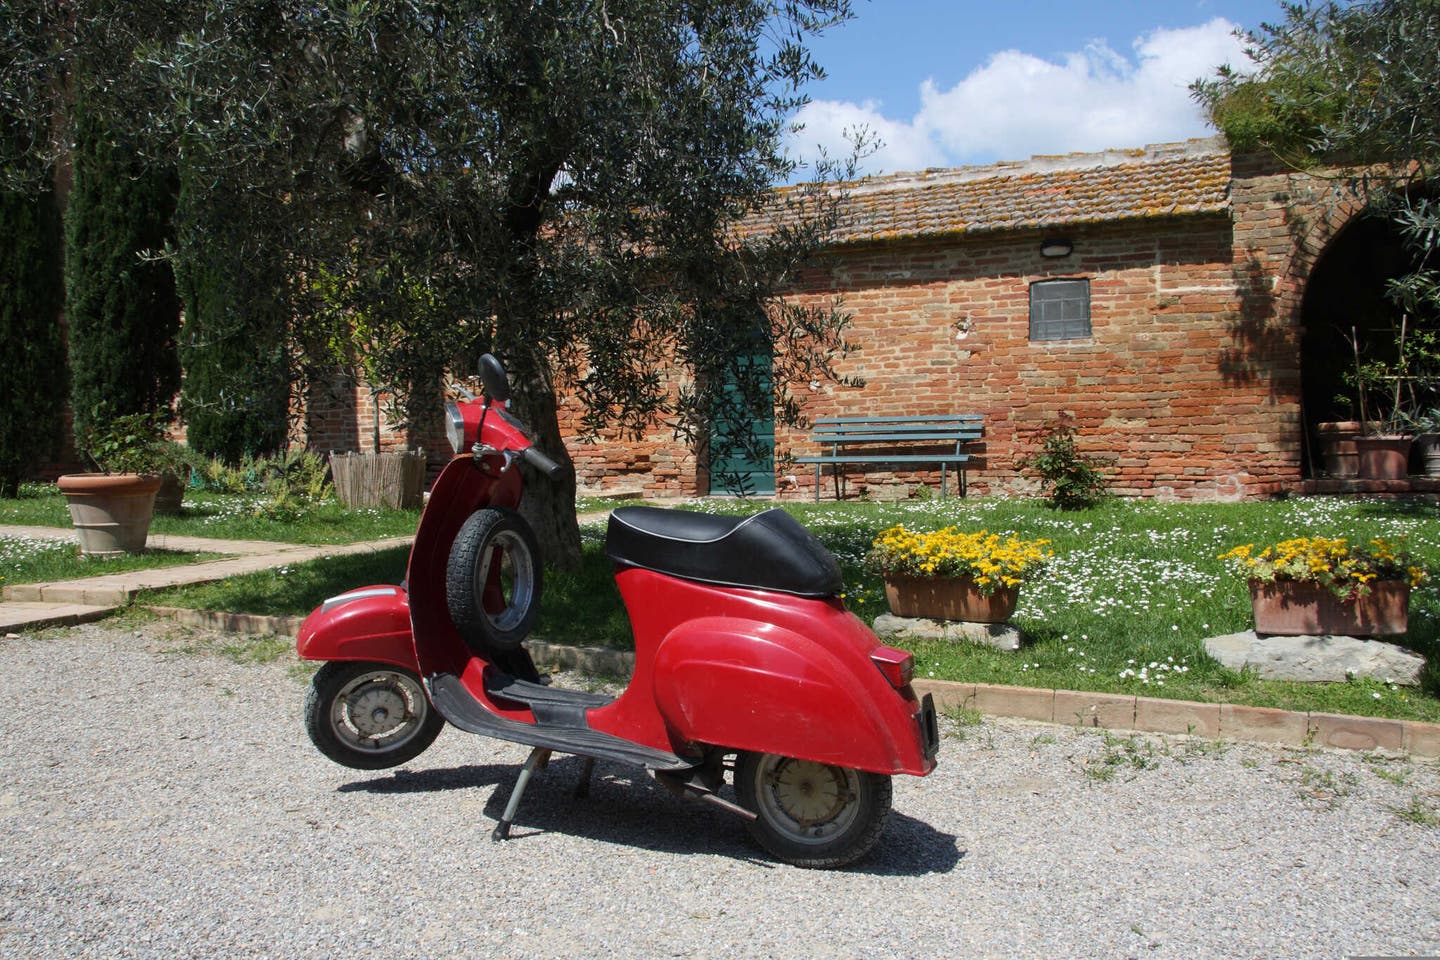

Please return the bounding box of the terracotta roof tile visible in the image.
[747,137,1232,245]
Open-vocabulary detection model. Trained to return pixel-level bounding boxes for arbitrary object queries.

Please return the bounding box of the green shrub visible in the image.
[194,449,333,503]
[1018,417,1109,510]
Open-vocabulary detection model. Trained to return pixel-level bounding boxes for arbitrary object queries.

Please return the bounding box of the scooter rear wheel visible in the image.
[446,507,542,653]
[304,661,444,769]
[735,752,892,868]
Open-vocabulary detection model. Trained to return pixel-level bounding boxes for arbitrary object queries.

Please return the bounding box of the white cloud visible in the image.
[787,98,946,177]
[787,18,1253,177]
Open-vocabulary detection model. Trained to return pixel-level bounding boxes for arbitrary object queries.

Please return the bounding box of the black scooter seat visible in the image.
[605,506,842,598]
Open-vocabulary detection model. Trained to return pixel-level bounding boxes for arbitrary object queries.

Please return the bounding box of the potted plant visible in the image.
[866,525,1052,622]
[1348,319,1419,479]
[1220,536,1428,636]
[149,439,202,515]
[58,408,173,555]
[1409,408,1440,477]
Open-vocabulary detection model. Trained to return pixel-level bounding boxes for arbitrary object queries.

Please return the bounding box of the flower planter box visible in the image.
[57,473,162,556]
[883,575,1019,623]
[1249,579,1410,637]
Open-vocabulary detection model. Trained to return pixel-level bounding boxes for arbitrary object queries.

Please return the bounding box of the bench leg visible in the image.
[814,464,821,502]
[941,464,949,499]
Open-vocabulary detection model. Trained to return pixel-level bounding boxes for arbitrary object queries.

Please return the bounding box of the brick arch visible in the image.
[1229,153,1374,339]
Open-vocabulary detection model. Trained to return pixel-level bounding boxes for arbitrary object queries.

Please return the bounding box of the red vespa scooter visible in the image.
[297,355,939,867]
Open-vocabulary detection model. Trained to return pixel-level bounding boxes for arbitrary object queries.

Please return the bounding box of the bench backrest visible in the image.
[811,415,983,445]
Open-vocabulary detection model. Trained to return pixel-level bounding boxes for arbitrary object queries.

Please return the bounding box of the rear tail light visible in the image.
[870,646,914,688]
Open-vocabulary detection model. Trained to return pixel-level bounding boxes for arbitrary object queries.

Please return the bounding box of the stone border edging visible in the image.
[911,678,1440,758]
[142,605,1440,758]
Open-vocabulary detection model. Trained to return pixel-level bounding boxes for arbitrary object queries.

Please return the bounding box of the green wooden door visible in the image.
[709,350,775,496]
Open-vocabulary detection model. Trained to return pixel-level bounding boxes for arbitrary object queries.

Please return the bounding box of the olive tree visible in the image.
[5,0,861,565]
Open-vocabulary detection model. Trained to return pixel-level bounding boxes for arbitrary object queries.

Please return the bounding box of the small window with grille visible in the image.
[1029,279,1091,341]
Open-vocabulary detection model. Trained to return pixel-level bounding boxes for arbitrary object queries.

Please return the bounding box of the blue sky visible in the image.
[786,0,1284,176]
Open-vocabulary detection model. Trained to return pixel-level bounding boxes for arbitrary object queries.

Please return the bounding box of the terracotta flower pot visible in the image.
[883,575,1019,623]
[1315,421,1362,477]
[1356,435,1413,480]
[57,473,162,556]
[1249,579,1410,637]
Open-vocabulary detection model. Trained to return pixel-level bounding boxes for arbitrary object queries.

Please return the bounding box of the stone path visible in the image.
[0,524,411,633]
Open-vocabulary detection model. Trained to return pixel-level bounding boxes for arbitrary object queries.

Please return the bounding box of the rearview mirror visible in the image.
[478,354,511,403]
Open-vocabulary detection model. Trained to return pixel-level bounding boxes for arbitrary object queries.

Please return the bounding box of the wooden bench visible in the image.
[794,415,984,500]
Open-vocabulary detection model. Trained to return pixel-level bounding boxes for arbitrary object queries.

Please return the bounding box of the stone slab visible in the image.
[873,613,1027,651]
[0,601,118,634]
[1052,690,1134,729]
[1220,703,1310,745]
[1403,721,1440,758]
[1204,630,1425,685]
[1135,697,1222,737]
[911,679,977,712]
[973,683,1053,722]
[1307,712,1405,753]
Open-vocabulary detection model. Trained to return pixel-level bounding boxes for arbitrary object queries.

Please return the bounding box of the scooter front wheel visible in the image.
[304,661,444,769]
[735,752,892,869]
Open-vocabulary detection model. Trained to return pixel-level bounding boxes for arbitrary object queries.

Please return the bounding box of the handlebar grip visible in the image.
[522,444,566,481]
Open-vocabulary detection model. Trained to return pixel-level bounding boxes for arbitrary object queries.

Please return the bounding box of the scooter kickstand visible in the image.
[574,757,596,800]
[492,747,550,842]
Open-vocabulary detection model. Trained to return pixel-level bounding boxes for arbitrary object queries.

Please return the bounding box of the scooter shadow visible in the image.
[339,756,962,876]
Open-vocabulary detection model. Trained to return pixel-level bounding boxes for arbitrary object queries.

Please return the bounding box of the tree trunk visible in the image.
[503,342,583,571]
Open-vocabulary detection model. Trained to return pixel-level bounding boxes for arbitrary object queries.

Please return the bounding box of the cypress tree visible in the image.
[175,164,290,463]
[0,184,66,496]
[64,104,181,442]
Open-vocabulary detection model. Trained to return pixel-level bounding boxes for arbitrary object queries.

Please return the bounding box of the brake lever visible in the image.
[473,444,522,474]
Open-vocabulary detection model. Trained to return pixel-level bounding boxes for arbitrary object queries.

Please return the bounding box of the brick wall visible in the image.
[550,152,1368,502]
[294,150,1371,503]
[300,373,452,481]
[774,213,1283,500]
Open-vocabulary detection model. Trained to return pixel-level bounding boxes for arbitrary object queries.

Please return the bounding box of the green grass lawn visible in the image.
[142,547,413,616]
[1,483,421,544]
[0,533,218,589]
[139,495,1440,722]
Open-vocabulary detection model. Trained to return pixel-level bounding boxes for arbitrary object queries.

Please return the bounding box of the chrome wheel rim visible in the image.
[753,756,861,845]
[473,530,536,632]
[329,670,429,755]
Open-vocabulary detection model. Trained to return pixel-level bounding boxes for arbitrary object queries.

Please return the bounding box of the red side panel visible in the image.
[588,568,934,776]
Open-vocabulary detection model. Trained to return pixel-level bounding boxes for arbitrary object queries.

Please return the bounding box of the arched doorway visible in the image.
[1299,206,1435,475]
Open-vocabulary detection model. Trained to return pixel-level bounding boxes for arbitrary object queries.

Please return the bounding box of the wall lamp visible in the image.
[1040,238,1073,258]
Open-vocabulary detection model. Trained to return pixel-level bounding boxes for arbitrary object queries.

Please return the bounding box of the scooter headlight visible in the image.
[444,401,466,454]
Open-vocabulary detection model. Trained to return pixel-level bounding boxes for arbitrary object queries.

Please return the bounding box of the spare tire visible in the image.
[446,507,542,653]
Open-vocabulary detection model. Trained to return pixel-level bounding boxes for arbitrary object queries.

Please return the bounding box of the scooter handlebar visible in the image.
[521,444,566,482]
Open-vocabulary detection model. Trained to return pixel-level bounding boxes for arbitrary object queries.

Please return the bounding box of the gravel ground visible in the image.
[3,620,1440,960]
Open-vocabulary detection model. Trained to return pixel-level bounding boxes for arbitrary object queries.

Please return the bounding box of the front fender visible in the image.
[650,616,931,776]
[295,585,418,672]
